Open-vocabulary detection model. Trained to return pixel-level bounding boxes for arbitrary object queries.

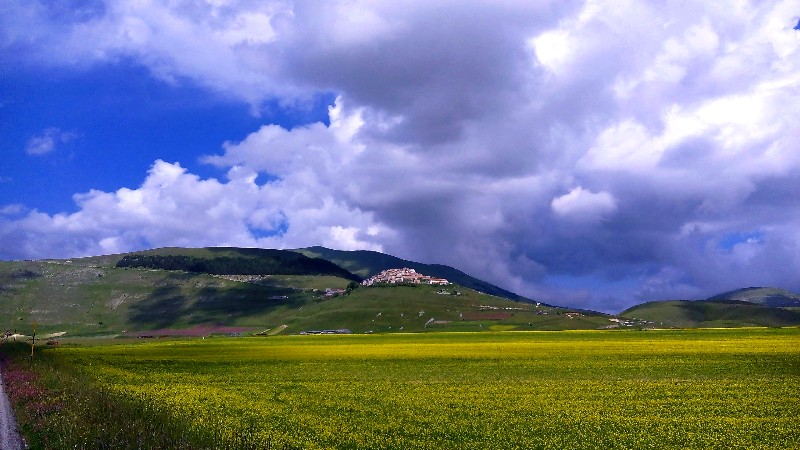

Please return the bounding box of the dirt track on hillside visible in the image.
[0,361,25,450]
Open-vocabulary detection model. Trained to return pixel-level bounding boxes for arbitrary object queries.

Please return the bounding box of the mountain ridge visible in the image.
[707,286,800,307]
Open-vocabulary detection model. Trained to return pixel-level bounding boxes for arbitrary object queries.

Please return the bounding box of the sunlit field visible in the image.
[8,328,800,449]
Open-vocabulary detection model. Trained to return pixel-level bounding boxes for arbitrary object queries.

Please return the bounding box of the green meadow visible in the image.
[4,328,799,449]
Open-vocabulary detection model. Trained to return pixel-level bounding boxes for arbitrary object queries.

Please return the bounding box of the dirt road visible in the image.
[0,362,24,450]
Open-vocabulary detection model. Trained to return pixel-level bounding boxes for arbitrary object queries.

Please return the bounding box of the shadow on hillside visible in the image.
[128,285,191,329]
[0,267,43,293]
[127,274,305,329]
[676,300,800,327]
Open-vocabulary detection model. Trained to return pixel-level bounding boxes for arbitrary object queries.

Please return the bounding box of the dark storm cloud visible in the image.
[280,2,579,145]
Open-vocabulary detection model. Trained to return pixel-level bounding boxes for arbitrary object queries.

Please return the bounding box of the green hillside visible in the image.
[0,247,610,337]
[295,246,528,302]
[0,258,349,336]
[281,284,611,333]
[621,299,800,328]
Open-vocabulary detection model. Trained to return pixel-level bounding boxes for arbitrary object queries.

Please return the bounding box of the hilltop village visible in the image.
[361,268,450,286]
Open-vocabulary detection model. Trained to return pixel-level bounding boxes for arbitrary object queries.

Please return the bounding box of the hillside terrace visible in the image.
[361,268,450,286]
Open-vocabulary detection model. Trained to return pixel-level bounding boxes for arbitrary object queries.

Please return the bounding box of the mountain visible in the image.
[621,297,800,328]
[707,287,800,307]
[294,246,528,302]
[13,246,793,335]
[0,247,609,337]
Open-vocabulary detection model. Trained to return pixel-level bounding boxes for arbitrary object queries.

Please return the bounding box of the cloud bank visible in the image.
[2,0,800,312]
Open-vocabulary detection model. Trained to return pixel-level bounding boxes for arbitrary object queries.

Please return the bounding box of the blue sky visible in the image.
[1,1,799,313]
[2,60,332,212]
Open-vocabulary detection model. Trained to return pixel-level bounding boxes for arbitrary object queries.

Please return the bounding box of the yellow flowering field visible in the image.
[56,328,799,449]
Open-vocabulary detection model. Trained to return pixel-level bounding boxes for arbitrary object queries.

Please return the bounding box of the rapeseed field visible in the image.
[9,328,800,449]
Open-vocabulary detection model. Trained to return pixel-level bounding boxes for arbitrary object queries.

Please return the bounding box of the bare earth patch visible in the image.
[0,361,25,450]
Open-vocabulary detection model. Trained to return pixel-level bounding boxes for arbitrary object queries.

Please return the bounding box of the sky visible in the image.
[1,1,799,313]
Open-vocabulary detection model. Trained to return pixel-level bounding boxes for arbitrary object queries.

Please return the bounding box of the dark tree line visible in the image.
[116,253,360,281]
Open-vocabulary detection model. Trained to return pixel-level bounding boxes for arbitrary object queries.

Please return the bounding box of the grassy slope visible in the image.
[283,284,610,333]
[621,299,800,328]
[295,246,528,301]
[0,259,352,336]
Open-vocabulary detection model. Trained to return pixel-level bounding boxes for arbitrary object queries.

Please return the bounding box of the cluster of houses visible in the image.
[299,329,352,335]
[213,274,270,284]
[361,268,450,286]
[608,317,656,327]
[323,288,347,298]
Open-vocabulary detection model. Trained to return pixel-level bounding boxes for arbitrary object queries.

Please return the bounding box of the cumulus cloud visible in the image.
[0,155,385,261]
[551,187,617,223]
[2,0,800,312]
[25,127,76,155]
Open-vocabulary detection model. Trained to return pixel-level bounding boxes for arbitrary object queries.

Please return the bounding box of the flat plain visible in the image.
[37,328,799,449]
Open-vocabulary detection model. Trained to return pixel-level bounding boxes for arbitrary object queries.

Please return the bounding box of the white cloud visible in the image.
[530,29,572,73]
[0,155,387,260]
[25,127,76,155]
[214,9,282,46]
[551,187,617,223]
[579,120,660,171]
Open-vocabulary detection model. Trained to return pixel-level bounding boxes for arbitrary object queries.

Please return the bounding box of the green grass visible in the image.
[4,328,798,449]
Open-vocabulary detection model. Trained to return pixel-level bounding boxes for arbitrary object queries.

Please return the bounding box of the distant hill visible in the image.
[621,299,800,328]
[294,246,528,302]
[707,287,800,307]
